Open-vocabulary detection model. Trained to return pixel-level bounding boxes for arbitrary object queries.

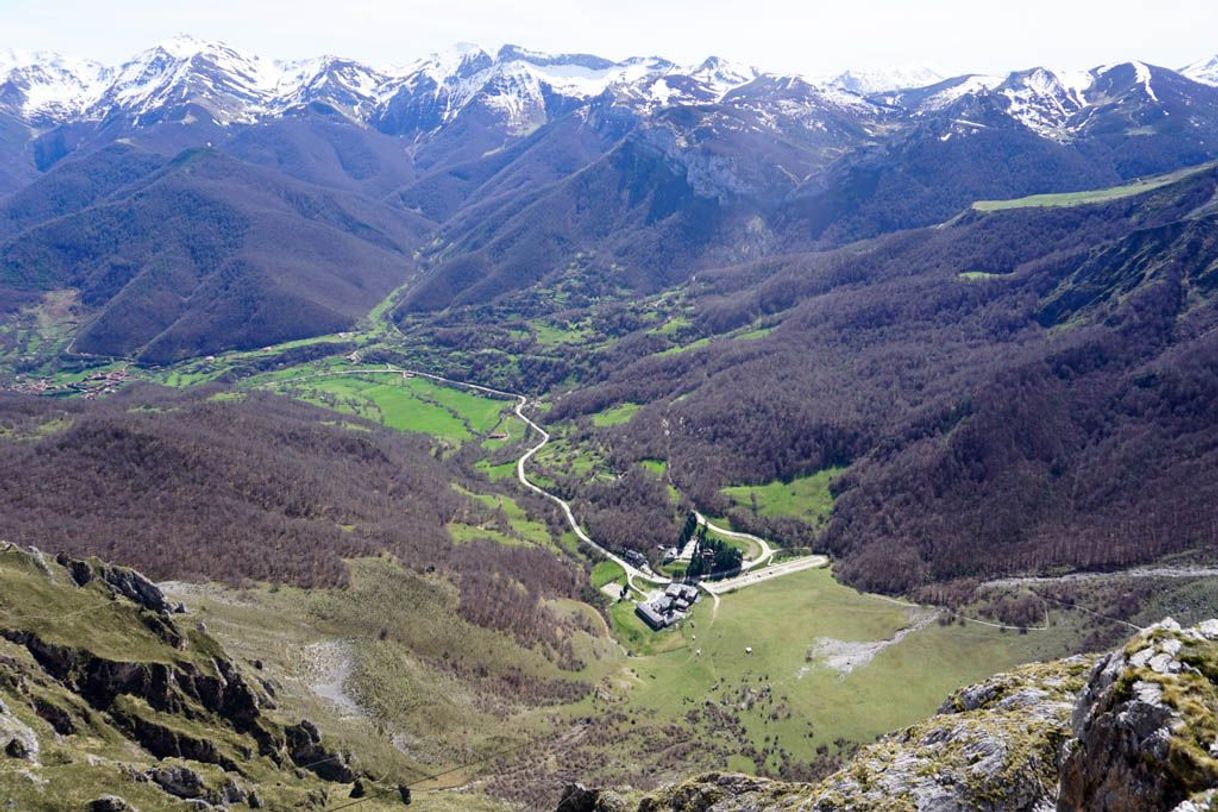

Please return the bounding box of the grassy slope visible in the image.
[612,568,1079,763]
[591,402,641,427]
[258,370,509,443]
[721,467,844,527]
[973,160,1218,211]
[164,557,618,808]
[449,487,554,548]
[0,548,431,811]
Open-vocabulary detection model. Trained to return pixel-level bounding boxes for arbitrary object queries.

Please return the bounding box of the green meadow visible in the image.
[721,468,844,527]
[607,567,1081,764]
[973,160,1218,211]
[255,370,510,443]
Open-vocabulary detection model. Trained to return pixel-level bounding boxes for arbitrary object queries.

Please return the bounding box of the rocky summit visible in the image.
[561,620,1218,811]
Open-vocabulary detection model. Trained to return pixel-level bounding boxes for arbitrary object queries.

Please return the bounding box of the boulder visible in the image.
[146,764,207,799]
[221,777,249,804]
[285,719,356,782]
[86,797,134,812]
[4,736,31,759]
[557,783,601,812]
[0,692,39,763]
[1059,619,1218,811]
[557,783,627,812]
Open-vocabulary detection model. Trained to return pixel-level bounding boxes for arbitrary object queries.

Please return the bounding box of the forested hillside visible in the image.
[540,166,1218,590]
[3,38,1218,599]
[0,387,589,658]
[6,31,1218,811]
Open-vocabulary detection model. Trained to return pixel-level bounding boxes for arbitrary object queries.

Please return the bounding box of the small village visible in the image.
[610,513,758,631]
[8,366,131,399]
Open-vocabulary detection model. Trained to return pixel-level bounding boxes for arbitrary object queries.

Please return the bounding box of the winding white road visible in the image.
[264,364,828,595]
[510,396,667,588]
[692,511,775,570]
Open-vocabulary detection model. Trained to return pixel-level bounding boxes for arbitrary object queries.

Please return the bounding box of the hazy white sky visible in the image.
[2,0,1215,76]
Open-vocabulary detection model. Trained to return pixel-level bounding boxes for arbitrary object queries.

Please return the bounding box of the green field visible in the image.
[721,467,844,526]
[650,315,691,336]
[639,458,667,477]
[591,402,641,427]
[656,336,712,357]
[533,436,602,476]
[450,487,554,548]
[475,459,518,481]
[591,560,626,589]
[530,319,593,347]
[973,160,1218,212]
[734,325,776,341]
[610,567,1080,765]
[256,371,510,443]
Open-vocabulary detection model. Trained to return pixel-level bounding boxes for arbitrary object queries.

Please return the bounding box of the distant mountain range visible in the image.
[2,36,1216,141]
[3,36,1218,358]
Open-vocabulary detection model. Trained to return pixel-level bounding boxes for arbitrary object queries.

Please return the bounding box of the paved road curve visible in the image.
[265,365,830,595]
[692,511,775,570]
[510,396,668,588]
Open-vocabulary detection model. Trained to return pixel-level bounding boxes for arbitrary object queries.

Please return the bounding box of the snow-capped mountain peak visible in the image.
[830,64,945,95]
[92,36,281,124]
[402,43,493,87]
[2,38,1215,158]
[492,46,672,100]
[995,67,1092,137]
[0,49,108,125]
[688,56,758,97]
[1182,54,1218,86]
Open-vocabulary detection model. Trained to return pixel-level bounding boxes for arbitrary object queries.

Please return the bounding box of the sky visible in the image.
[1,0,1216,77]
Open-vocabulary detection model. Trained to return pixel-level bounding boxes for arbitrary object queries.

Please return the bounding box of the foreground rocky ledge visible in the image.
[0,545,406,809]
[560,619,1218,811]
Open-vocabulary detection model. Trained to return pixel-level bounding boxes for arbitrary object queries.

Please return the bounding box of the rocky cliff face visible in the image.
[1059,619,1218,811]
[564,620,1218,811]
[0,544,396,810]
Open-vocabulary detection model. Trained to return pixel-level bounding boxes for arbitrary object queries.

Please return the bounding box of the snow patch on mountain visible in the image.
[830,65,945,94]
[998,68,1091,138]
[1182,55,1218,86]
[0,49,109,124]
[1132,60,1159,102]
[917,74,1006,111]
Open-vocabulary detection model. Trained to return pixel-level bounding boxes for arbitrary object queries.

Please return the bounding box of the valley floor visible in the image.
[7,275,1218,807]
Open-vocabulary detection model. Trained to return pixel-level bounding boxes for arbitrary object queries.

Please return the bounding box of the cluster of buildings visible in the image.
[635,582,700,630]
[9,367,130,399]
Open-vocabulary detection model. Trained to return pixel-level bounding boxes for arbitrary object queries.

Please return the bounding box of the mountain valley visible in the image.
[3,31,1218,810]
